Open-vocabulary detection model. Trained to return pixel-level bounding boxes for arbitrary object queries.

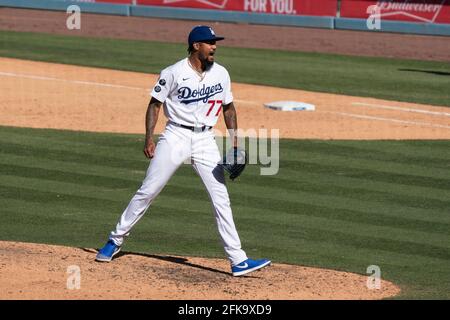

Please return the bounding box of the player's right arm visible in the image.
[143,97,162,159]
[144,66,175,159]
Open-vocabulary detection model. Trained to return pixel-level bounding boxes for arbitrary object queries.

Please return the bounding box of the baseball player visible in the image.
[96,26,271,277]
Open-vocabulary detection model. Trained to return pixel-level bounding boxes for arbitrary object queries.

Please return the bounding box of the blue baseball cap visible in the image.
[188,25,224,46]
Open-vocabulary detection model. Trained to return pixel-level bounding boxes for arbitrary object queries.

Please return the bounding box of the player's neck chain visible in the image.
[188,59,206,82]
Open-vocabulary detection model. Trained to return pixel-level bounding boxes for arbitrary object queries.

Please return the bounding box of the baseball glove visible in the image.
[221,147,247,181]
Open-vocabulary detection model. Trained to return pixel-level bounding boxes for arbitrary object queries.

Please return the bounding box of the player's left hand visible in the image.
[221,147,247,180]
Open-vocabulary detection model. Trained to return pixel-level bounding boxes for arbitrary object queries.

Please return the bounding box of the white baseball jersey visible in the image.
[151,58,234,127]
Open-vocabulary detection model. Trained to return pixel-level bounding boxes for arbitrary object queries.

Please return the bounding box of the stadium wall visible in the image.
[0,0,449,36]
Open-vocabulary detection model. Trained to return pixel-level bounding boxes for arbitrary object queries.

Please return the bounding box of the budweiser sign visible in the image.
[341,0,450,24]
[375,0,446,23]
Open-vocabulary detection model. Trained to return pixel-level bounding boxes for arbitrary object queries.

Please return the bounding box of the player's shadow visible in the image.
[398,68,450,76]
[119,251,261,278]
[82,248,261,278]
[115,250,232,276]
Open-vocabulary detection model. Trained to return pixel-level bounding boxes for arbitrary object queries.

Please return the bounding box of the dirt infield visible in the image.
[0,241,400,300]
[0,8,449,62]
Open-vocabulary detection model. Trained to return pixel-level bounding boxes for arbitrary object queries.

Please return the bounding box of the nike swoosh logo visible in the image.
[182,78,190,81]
[235,263,248,269]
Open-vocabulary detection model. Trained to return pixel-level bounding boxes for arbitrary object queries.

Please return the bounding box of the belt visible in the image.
[170,121,212,132]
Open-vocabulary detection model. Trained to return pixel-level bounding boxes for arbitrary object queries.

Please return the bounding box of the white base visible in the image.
[264,101,316,112]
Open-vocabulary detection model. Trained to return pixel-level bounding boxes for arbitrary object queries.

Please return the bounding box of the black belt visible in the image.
[170,121,212,132]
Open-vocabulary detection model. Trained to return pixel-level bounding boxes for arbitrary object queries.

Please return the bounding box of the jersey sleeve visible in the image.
[151,67,174,103]
[223,70,233,105]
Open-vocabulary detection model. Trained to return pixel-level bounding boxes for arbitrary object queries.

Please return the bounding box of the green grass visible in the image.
[1,30,449,107]
[0,125,449,299]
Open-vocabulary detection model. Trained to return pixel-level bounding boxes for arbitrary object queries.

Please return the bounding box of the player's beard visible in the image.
[199,53,214,71]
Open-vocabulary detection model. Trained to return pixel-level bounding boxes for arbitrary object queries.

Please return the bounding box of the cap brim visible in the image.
[197,36,225,43]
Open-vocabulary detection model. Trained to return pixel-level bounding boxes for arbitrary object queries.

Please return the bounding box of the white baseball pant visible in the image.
[109,122,248,266]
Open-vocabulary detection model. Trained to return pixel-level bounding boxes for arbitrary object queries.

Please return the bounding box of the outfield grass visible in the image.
[0,125,449,299]
[0,30,449,107]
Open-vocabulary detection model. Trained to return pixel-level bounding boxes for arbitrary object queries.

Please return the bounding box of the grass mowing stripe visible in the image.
[274,169,450,201]
[237,173,450,211]
[1,31,449,107]
[0,136,145,162]
[232,197,450,242]
[0,184,124,211]
[0,143,205,182]
[0,208,221,254]
[1,201,214,245]
[0,174,138,204]
[0,153,147,181]
[282,153,450,181]
[0,184,211,235]
[280,159,450,190]
[234,205,450,243]
[0,129,144,152]
[279,140,450,169]
[233,200,450,236]
[0,145,200,184]
[0,126,143,148]
[0,171,142,203]
[239,216,450,261]
[177,177,450,227]
[231,185,450,222]
[0,163,140,189]
[0,130,135,149]
[163,192,450,237]
[159,177,450,220]
[325,140,450,163]
[0,141,149,170]
[0,208,89,225]
[227,179,450,224]
[1,199,116,219]
[0,173,209,212]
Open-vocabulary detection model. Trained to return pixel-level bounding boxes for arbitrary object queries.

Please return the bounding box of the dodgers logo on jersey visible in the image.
[178,83,223,104]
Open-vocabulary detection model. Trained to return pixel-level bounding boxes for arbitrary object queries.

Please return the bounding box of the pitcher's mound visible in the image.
[0,241,399,299]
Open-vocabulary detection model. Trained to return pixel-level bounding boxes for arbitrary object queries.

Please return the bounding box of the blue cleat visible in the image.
[95,239,121,262]
[231,258,271,276]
